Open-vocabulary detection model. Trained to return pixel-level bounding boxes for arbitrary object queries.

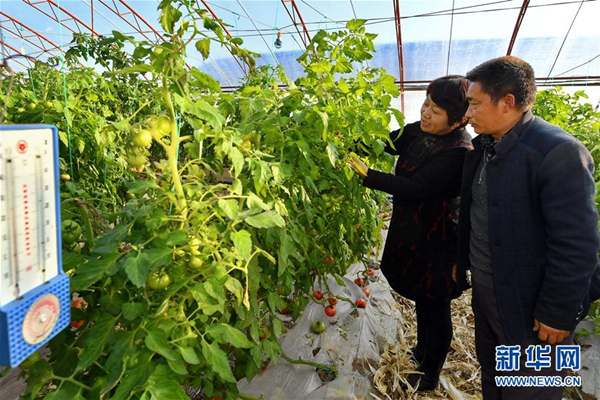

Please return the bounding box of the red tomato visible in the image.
[324,305,337,317]
[327,297,338,306]
[367,268,375,276]
[70,299,85,328]
[364,288,371,297]
[313,290,324,300]
[355,298,367,308]
[354,278,365,287]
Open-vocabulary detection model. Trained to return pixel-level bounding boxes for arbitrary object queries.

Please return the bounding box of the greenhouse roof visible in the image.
[1,0,599,88]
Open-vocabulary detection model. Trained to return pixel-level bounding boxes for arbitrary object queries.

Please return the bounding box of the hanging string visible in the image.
[55,0,75,182]
[446,0,455,75]
[270,0,281,66]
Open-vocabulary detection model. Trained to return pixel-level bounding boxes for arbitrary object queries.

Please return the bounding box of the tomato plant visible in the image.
[6,3,402,398]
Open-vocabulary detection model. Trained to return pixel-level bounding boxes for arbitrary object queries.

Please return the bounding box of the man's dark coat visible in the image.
[457,111,600,343]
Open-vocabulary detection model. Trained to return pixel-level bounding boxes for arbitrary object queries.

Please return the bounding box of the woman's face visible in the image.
[420,95,455,135]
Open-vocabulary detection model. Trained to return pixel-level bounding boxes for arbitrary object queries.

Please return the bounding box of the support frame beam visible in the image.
[281,0,311,48]
[507,0,530,55]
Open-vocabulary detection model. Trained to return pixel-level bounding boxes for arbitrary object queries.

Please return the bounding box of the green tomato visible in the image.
[157,115,172,136]
[127,155,146,169]
[277,285,291,296]
[126,192,136,200]
[43,101,53,109]
[146,271,171,290]
[26,102,36,111]
[62,220,82,245]
[132,129,152,148]
[311,321,326,334]
[17,107,25,113]
[20,352,40,369]
[188,256,204,270]
[60,174,71,181]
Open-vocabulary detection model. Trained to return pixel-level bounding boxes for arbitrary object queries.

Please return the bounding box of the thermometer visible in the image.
[0,125,70,367]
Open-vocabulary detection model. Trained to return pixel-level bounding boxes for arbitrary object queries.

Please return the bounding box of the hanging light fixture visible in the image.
[274,31,282,49]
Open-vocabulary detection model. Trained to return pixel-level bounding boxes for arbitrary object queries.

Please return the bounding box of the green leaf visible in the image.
[145,247,173,271]
[338,78,350,93]
[224,276,244,303]
[195,38,211,60]
[174,93,224,133]
[145,367,189,399]
[231,230,252,260]
[218,198,239,219]
[245,211,285,229]
[201,340,236,383]
[71,252,122,291]
[310,60,333,74]
[207,323,253,348]
[145,329,178,361]
[326,141,338,167]
[346,19,367,31]
[160,3,182,34]
[391,108,405,128]
[247,192,271,210]
[128,179,159,194]
[122,302,147,321]
[166,230,187,246]
[124,252,151,287]
[77,314,117,371]
[315,110,329,141]
[334,273,347,287]
[190,67,220,92]
[179,346,200,365]
[229,146,245,177]
[114,64,153,75]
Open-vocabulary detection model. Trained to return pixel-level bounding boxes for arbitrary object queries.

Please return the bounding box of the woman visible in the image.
[350,75,472,391]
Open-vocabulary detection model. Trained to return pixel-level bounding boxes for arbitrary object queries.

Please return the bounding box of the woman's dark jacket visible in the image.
[363,121,473,300]
[456,111,599,343]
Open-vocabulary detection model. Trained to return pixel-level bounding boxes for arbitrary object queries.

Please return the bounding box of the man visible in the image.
[456,56,599,399]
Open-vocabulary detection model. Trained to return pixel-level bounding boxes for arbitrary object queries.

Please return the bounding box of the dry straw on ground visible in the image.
[372,290,482,400]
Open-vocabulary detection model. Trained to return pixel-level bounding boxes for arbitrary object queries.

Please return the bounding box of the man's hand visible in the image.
[348,154,368,178]
[533,319,570,344]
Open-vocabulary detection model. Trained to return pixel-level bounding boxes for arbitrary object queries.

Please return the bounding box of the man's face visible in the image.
[465,82,505,136]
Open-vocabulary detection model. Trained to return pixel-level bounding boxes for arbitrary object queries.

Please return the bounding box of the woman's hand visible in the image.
[349,154,368,178]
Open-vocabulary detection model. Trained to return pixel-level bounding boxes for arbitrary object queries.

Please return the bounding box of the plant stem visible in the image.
[280,352,338,377]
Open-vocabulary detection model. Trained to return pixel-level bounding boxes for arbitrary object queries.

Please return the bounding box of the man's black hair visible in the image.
[466,56,537,109]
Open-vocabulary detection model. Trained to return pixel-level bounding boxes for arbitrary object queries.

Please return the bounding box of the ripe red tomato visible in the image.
[70,299,85,328]
[354,278,365,287]
[324,305,336,317]
[324,256,334,265]
[327,297,338,306]
[355,298,367,308]
[356,224,360,230]
[313,290,324,300]
[259,325,268,340]
[367,268,375,276]
[364,288,371,297]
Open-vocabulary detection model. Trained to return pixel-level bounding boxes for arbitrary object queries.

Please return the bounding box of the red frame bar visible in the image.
[22,0,99,36]
[198,0,247,75]
[393,0,405,113]
[0,11,62,57]
[0,41,32,69]
[281,0,311,48]
[507,0,530,55]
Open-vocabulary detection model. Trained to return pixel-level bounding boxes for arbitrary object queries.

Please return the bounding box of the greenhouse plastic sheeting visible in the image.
[237,259,405,399]
[575,321,600,399]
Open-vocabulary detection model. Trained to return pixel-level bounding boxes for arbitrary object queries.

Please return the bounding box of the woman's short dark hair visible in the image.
[466,56,536,110]
[426,75,469,127]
